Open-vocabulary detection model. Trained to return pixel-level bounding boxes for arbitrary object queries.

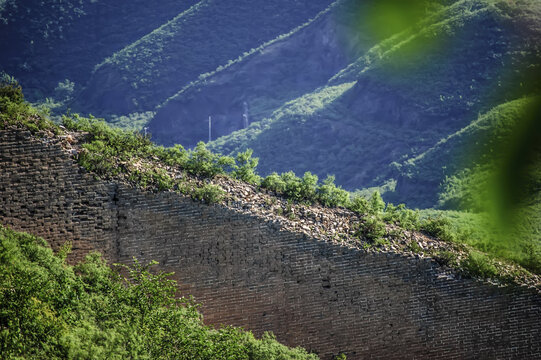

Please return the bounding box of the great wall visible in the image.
[1,128,540,359]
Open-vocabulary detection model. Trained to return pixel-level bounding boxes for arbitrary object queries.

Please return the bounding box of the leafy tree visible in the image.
[369,191,385,214]
[261,172,287,194]
[355,215,386,242]
[300,172,319,203]
[317,175,349,208]
[382,203,420,230]
[232,149,261,184]
[0,73,24,112]
[348,194,369,214]
[281,171,303,201]
[187,142,235,178]
[194,184,225,204]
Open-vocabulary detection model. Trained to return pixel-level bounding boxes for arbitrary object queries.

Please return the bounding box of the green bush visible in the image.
[159,144,190,167]
[232,149,261,185]
[63,114,154,163]
[369,191,385,214]
[317,175,349,208]
[262,172,349,208]
[348,194,370,214]
[407,240,423,253]
[420,216,456,243]
[300,172,319,203]
[0,73,24,112]
[462,251,498,278]
[64,115,233,199]
[435,250,458,267]
[193,184,225,204]
[520,243,541,274]
[281,171,303,201]
[186,142,235,178]
[355,215,386,243]
[0,81,57,134]
[78,140,122,178]
[383,203,420,230]
[128,168,175,191]
[262,172,287,194]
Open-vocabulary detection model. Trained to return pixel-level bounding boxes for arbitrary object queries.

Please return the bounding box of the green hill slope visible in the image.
[390,96,540,208]
[147,0,389,147]
[0,0,198,101]
[78,0,335,115]
[414,96,541,272]
[207,0,540,203]
[0,224,318,359]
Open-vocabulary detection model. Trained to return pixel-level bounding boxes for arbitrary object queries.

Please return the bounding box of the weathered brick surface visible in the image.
[0,130,118,260]
[1,129,540,359]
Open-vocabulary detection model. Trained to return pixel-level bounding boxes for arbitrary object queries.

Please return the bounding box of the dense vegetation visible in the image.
[2,1,541,356]
[147,0,347,148]
[388,95,541,274]
[0,224,319,359]
[0,0,336,115]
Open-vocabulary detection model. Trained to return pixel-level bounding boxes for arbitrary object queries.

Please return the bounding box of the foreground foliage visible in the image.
[0,225,319,359]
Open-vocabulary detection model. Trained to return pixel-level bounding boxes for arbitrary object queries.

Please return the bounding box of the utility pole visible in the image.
[208,115,212,142]
[242,101,249,128]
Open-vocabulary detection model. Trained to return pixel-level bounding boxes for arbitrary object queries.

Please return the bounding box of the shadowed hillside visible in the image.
[2,0,539,212]
[203,0,540,204]
[148,0,371,147]
[0,0,198,101]
[77,0,335,115]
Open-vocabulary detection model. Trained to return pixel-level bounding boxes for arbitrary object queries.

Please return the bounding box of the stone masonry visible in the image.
[1,129,540,359]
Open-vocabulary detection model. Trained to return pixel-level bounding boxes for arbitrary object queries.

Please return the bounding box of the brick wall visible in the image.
[0,130,118,260]
[1,129,540,359]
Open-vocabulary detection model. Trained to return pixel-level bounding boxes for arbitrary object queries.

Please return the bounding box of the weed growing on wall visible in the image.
[62,114,231,203]
[0,76,59,134]
[462,251,499,279]
[232,149,261,185]
[193,184,225,204]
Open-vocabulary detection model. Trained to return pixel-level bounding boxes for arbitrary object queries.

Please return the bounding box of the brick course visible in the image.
[1,129,540,359]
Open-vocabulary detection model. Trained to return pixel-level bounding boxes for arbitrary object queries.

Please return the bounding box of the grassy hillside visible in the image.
[0,225,319,359]
[146,0,456,148]
[207,0,540,201]
[392,94,541,273]
[0,0,198,102]
[148,0,348,147]
[391,97,540,208]
[148,0,409,148]
[78,0,335,115]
